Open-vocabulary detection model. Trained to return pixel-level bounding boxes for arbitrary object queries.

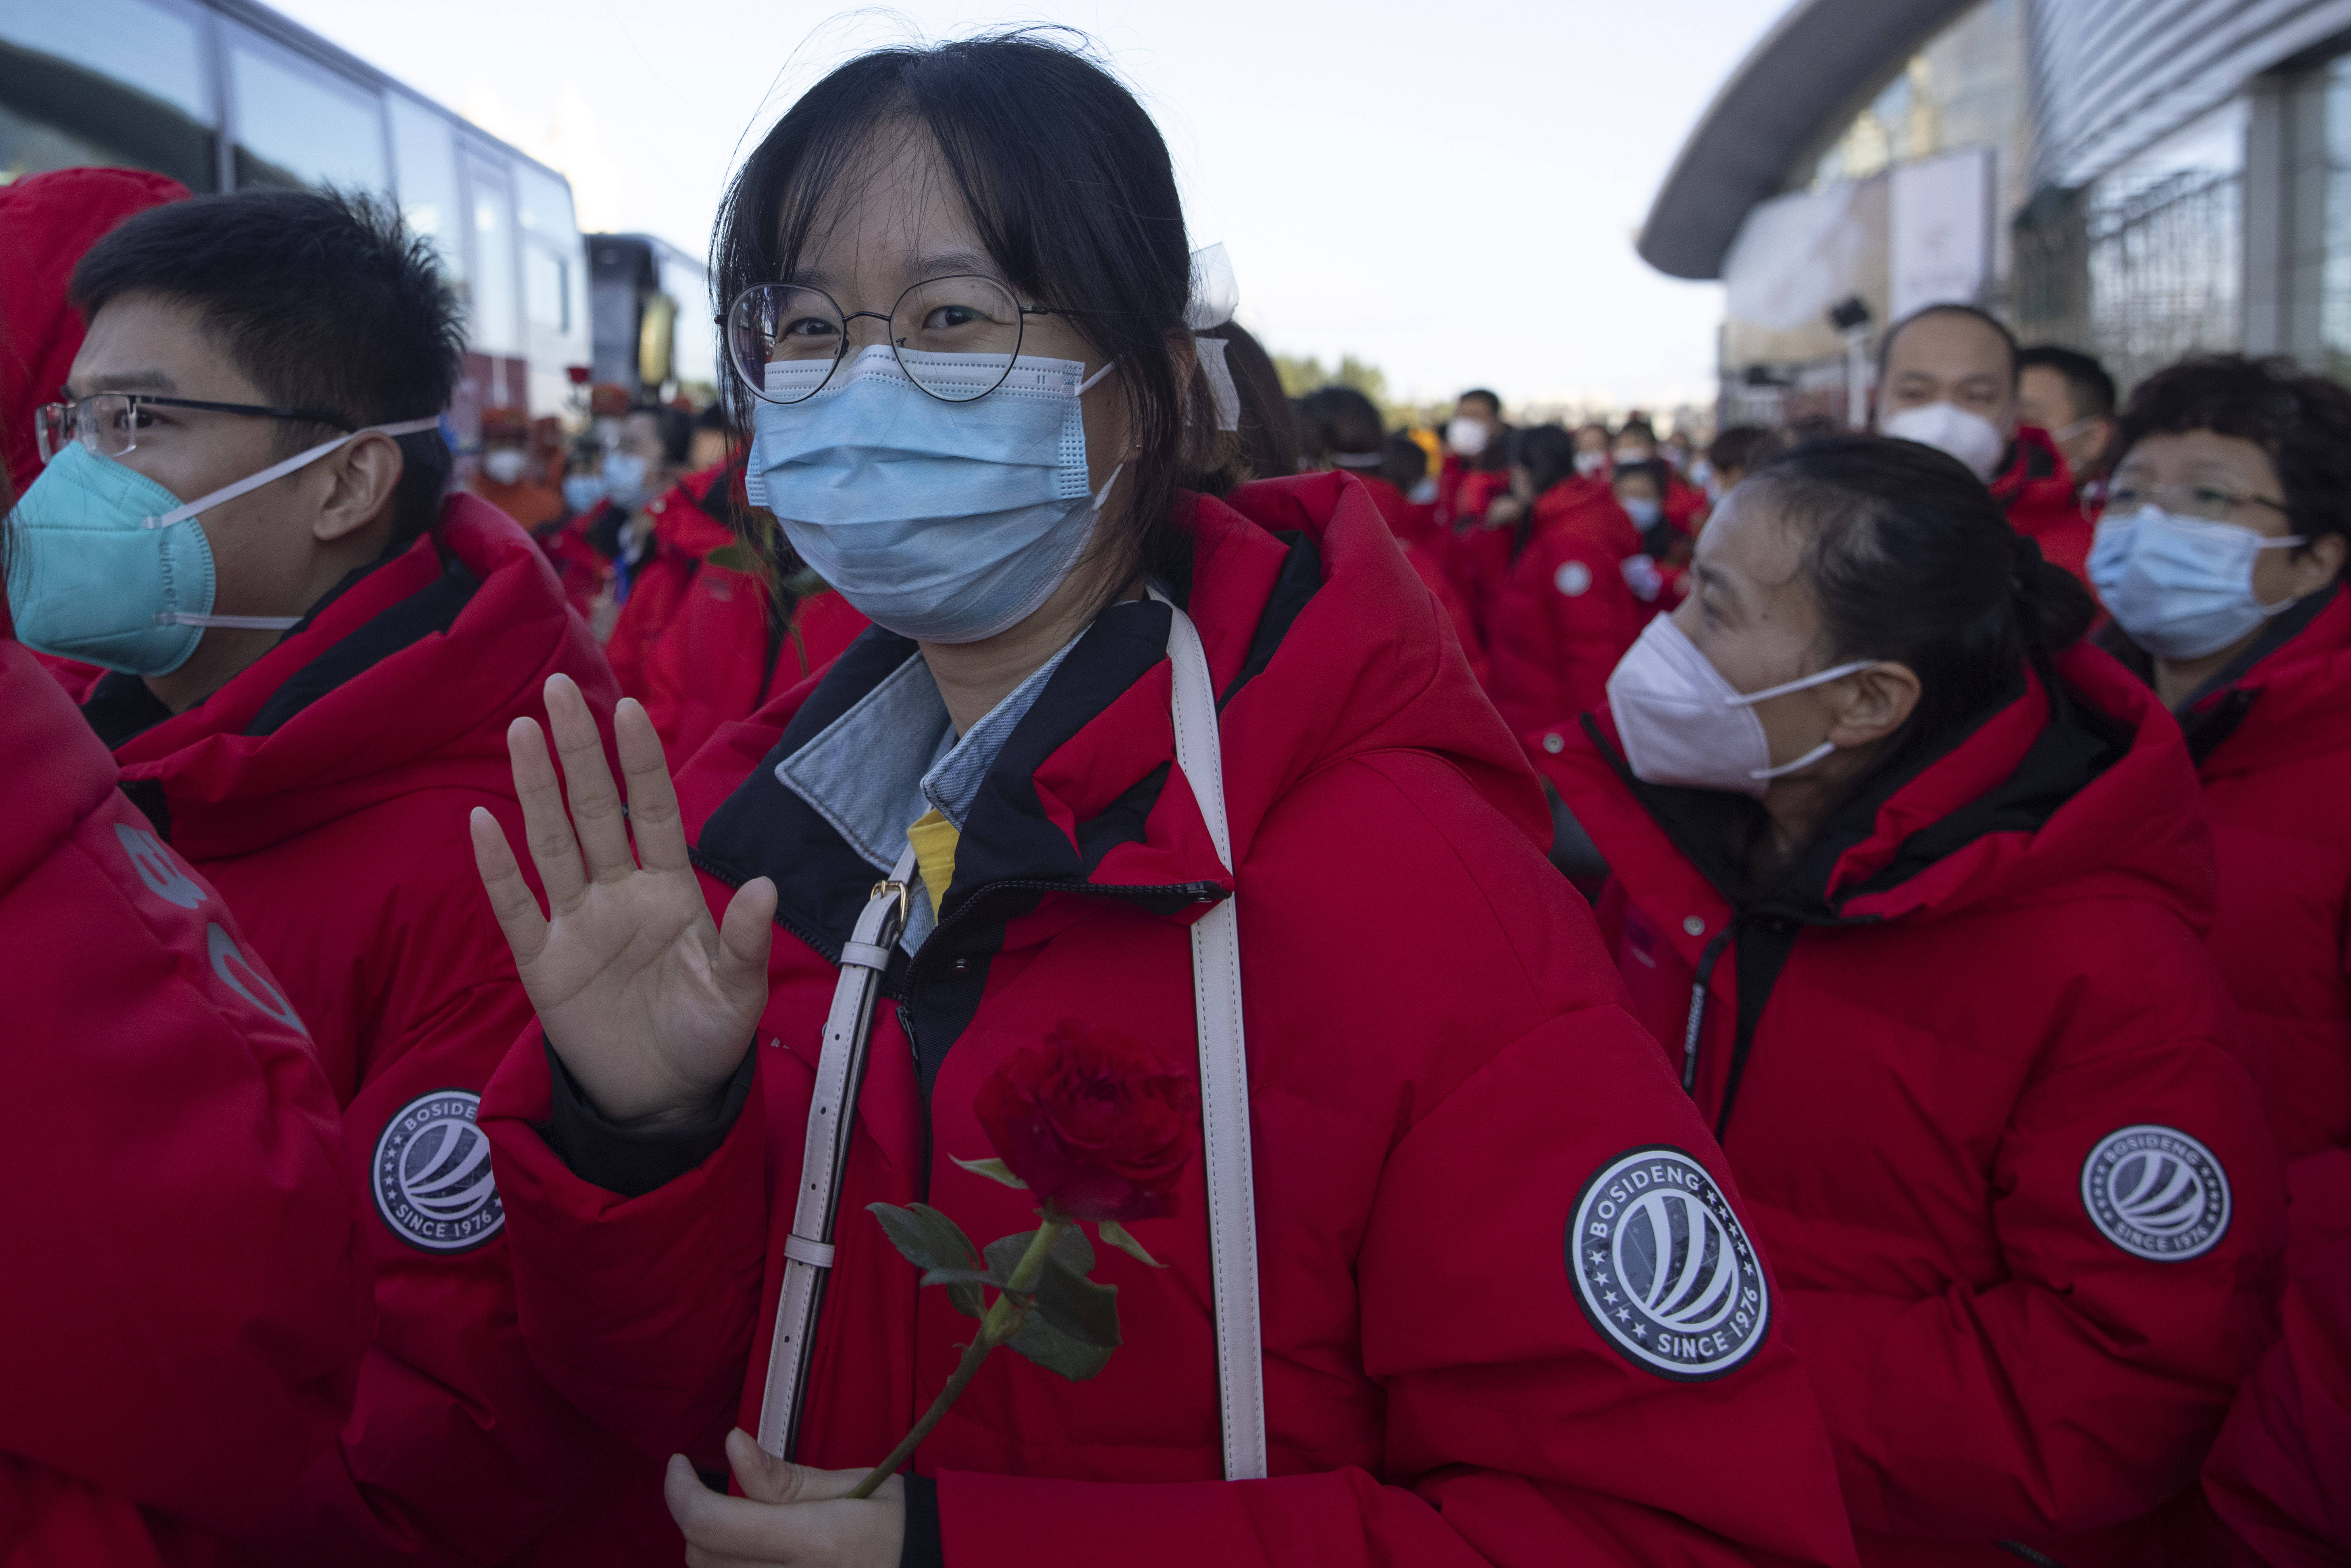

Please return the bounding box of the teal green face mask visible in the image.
[4,417,440,675]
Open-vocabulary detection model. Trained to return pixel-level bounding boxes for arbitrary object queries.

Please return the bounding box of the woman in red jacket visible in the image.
[466,34,1858,1568]
[2077,357,2351,1563]
[0,521,372,1564]
[1539,434,2286,1568]
[1483,424,1651,741]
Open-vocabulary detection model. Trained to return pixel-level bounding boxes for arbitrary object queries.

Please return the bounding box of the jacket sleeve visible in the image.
[935,1002,1855,1568]
[1783,929,2288,1542]
[481,1015,775,1462]
[0,795,371,1544]
[2203,1147,2351,1565]
[241,968,676,1566]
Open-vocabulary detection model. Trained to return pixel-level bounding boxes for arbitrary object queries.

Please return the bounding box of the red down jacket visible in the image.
[1485,477,1648,741]
[1541,646,2287,1568]
[87,495,670,1567]
[1,637,371,1568]
[2204,1146,2351,1565]
[483,471,1860,1568]
[604,465,868,766]
[1993,426,2090,583]
[2156,586,2351,1164]
[1348,471,1487,686]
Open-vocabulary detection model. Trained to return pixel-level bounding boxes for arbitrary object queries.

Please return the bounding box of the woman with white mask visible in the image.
[460,33,1854,1568]
[1539,435,2284,1568]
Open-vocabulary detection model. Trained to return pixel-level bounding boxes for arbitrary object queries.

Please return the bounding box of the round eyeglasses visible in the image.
[724,274,1061,406]
[2104,480,2291,524]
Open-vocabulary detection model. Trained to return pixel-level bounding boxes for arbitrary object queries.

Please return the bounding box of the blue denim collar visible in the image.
[772,638,1078,945]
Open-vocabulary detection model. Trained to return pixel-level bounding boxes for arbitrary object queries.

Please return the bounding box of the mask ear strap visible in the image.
[1748,738,1838,783]
[145,415,444,529]
[1727,658,1879,708]
[1076,359,1120,396]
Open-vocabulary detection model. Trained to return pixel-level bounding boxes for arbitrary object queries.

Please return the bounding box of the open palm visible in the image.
[469,674,776,1124]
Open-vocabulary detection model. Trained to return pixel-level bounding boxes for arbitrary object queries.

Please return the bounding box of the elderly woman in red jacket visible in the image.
[465,32,1860,1568]
[2079,356,2351,1562]
[1538,433,2284,1568]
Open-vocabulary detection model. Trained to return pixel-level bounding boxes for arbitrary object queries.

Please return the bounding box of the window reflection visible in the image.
[2085,99,2246,391]
[227,28,385,192]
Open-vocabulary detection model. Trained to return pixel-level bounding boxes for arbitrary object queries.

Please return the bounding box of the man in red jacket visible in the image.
[10,186,667,1565]
[1875,304,2090,579]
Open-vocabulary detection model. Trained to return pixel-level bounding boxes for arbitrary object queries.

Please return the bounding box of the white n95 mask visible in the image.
[1606,614,1876,797]
[746,345,1119,644]
[1881,402,2006,482]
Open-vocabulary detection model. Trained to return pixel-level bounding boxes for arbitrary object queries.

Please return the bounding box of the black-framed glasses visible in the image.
[2105,480,2290,524]
[37,392,354,463]
[724,275,1061,405]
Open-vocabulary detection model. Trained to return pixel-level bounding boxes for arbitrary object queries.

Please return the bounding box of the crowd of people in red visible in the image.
[2,30,2348,1568]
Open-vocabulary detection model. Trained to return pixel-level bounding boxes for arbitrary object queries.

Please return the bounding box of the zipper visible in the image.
[1679,920,1737,1093]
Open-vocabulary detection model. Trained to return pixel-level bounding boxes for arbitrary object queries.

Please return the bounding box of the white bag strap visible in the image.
[756,844,916,1459]
[1156,591,1269,1481]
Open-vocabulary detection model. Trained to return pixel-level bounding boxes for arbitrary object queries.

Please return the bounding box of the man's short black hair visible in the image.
[70,186,463,552]
[1458,388,1501,417]
[1879,302,2020,385]
[2018,344,2116,421]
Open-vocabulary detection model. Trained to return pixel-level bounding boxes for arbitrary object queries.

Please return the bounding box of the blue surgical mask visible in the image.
[562,471,606,513]
[5,418,439,675]
[746,345,1120,643]
[2089,507,2309,660]
[601,452,651,510]
[1623,497,1664,528]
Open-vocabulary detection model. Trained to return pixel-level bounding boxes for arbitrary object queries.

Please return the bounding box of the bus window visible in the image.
[389,94,466,288]
[465,150,521,355]
[0,0,217,190]
[224,24,386,191]
[525,247,570,335]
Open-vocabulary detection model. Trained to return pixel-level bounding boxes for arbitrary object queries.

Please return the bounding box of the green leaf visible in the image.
[984,1226,1094,1288]
[868,1202,981,1274]
[946,1281,986,1319]
[949,1154,1028,1190]
[918,1268,993,1320]
[1003,1312,1115,1381]
[703,543,762,574]
[1096,1219,1165,1268]
[1032,1257,1121,1349]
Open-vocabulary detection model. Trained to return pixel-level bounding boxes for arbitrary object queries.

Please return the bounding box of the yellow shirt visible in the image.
[905,809,961,918]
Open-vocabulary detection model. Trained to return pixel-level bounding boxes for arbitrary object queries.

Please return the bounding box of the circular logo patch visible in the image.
[2081,1125,2229,1261]
[1554,560,1593,597]
[1568,1146,1769,1379]
[373,1091,504,1252]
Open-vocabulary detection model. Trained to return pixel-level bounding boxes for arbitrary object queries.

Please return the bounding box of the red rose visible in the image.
[974,1020,1200,1222]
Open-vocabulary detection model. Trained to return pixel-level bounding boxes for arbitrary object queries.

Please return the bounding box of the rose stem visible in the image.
[845,1217,1068,1500]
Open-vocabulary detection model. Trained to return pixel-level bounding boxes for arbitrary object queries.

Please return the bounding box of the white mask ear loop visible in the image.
[143,415,444,530]
[1728,658,1879,783]
[1076,359,1119,396]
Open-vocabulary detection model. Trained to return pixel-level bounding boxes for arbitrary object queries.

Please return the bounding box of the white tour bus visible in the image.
[0,0,591,442]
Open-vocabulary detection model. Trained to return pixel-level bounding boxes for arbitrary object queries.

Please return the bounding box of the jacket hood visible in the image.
[686,469,1545,969]
[0,167,191,486]
[646,464,742,558]
[1991,423,2076,510]
[1552,644,2214,953]
[108,493,612,860]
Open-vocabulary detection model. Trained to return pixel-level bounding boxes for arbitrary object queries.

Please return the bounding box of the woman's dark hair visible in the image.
[1379,432,1426,494]
[2113,354,2351,581]
[1707,423,1783,479]
[632,404,695,467]
[1510,424,1579,501]
[713,32,1208,591]
[1184,323,1296,488]
[1745,433,2095,754]
[1294,385,1383,465]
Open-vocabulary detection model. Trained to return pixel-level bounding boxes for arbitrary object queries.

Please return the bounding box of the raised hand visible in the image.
[470,674,776,1124]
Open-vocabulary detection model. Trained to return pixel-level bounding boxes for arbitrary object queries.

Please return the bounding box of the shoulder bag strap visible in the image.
[756,844,917,1459]
[1158,593,1269,1481]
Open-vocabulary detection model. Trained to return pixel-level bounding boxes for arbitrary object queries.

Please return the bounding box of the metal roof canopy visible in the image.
[1637,0,1976,280]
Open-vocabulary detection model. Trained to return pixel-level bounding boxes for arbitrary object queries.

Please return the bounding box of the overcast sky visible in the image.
[273,0,1789,412]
